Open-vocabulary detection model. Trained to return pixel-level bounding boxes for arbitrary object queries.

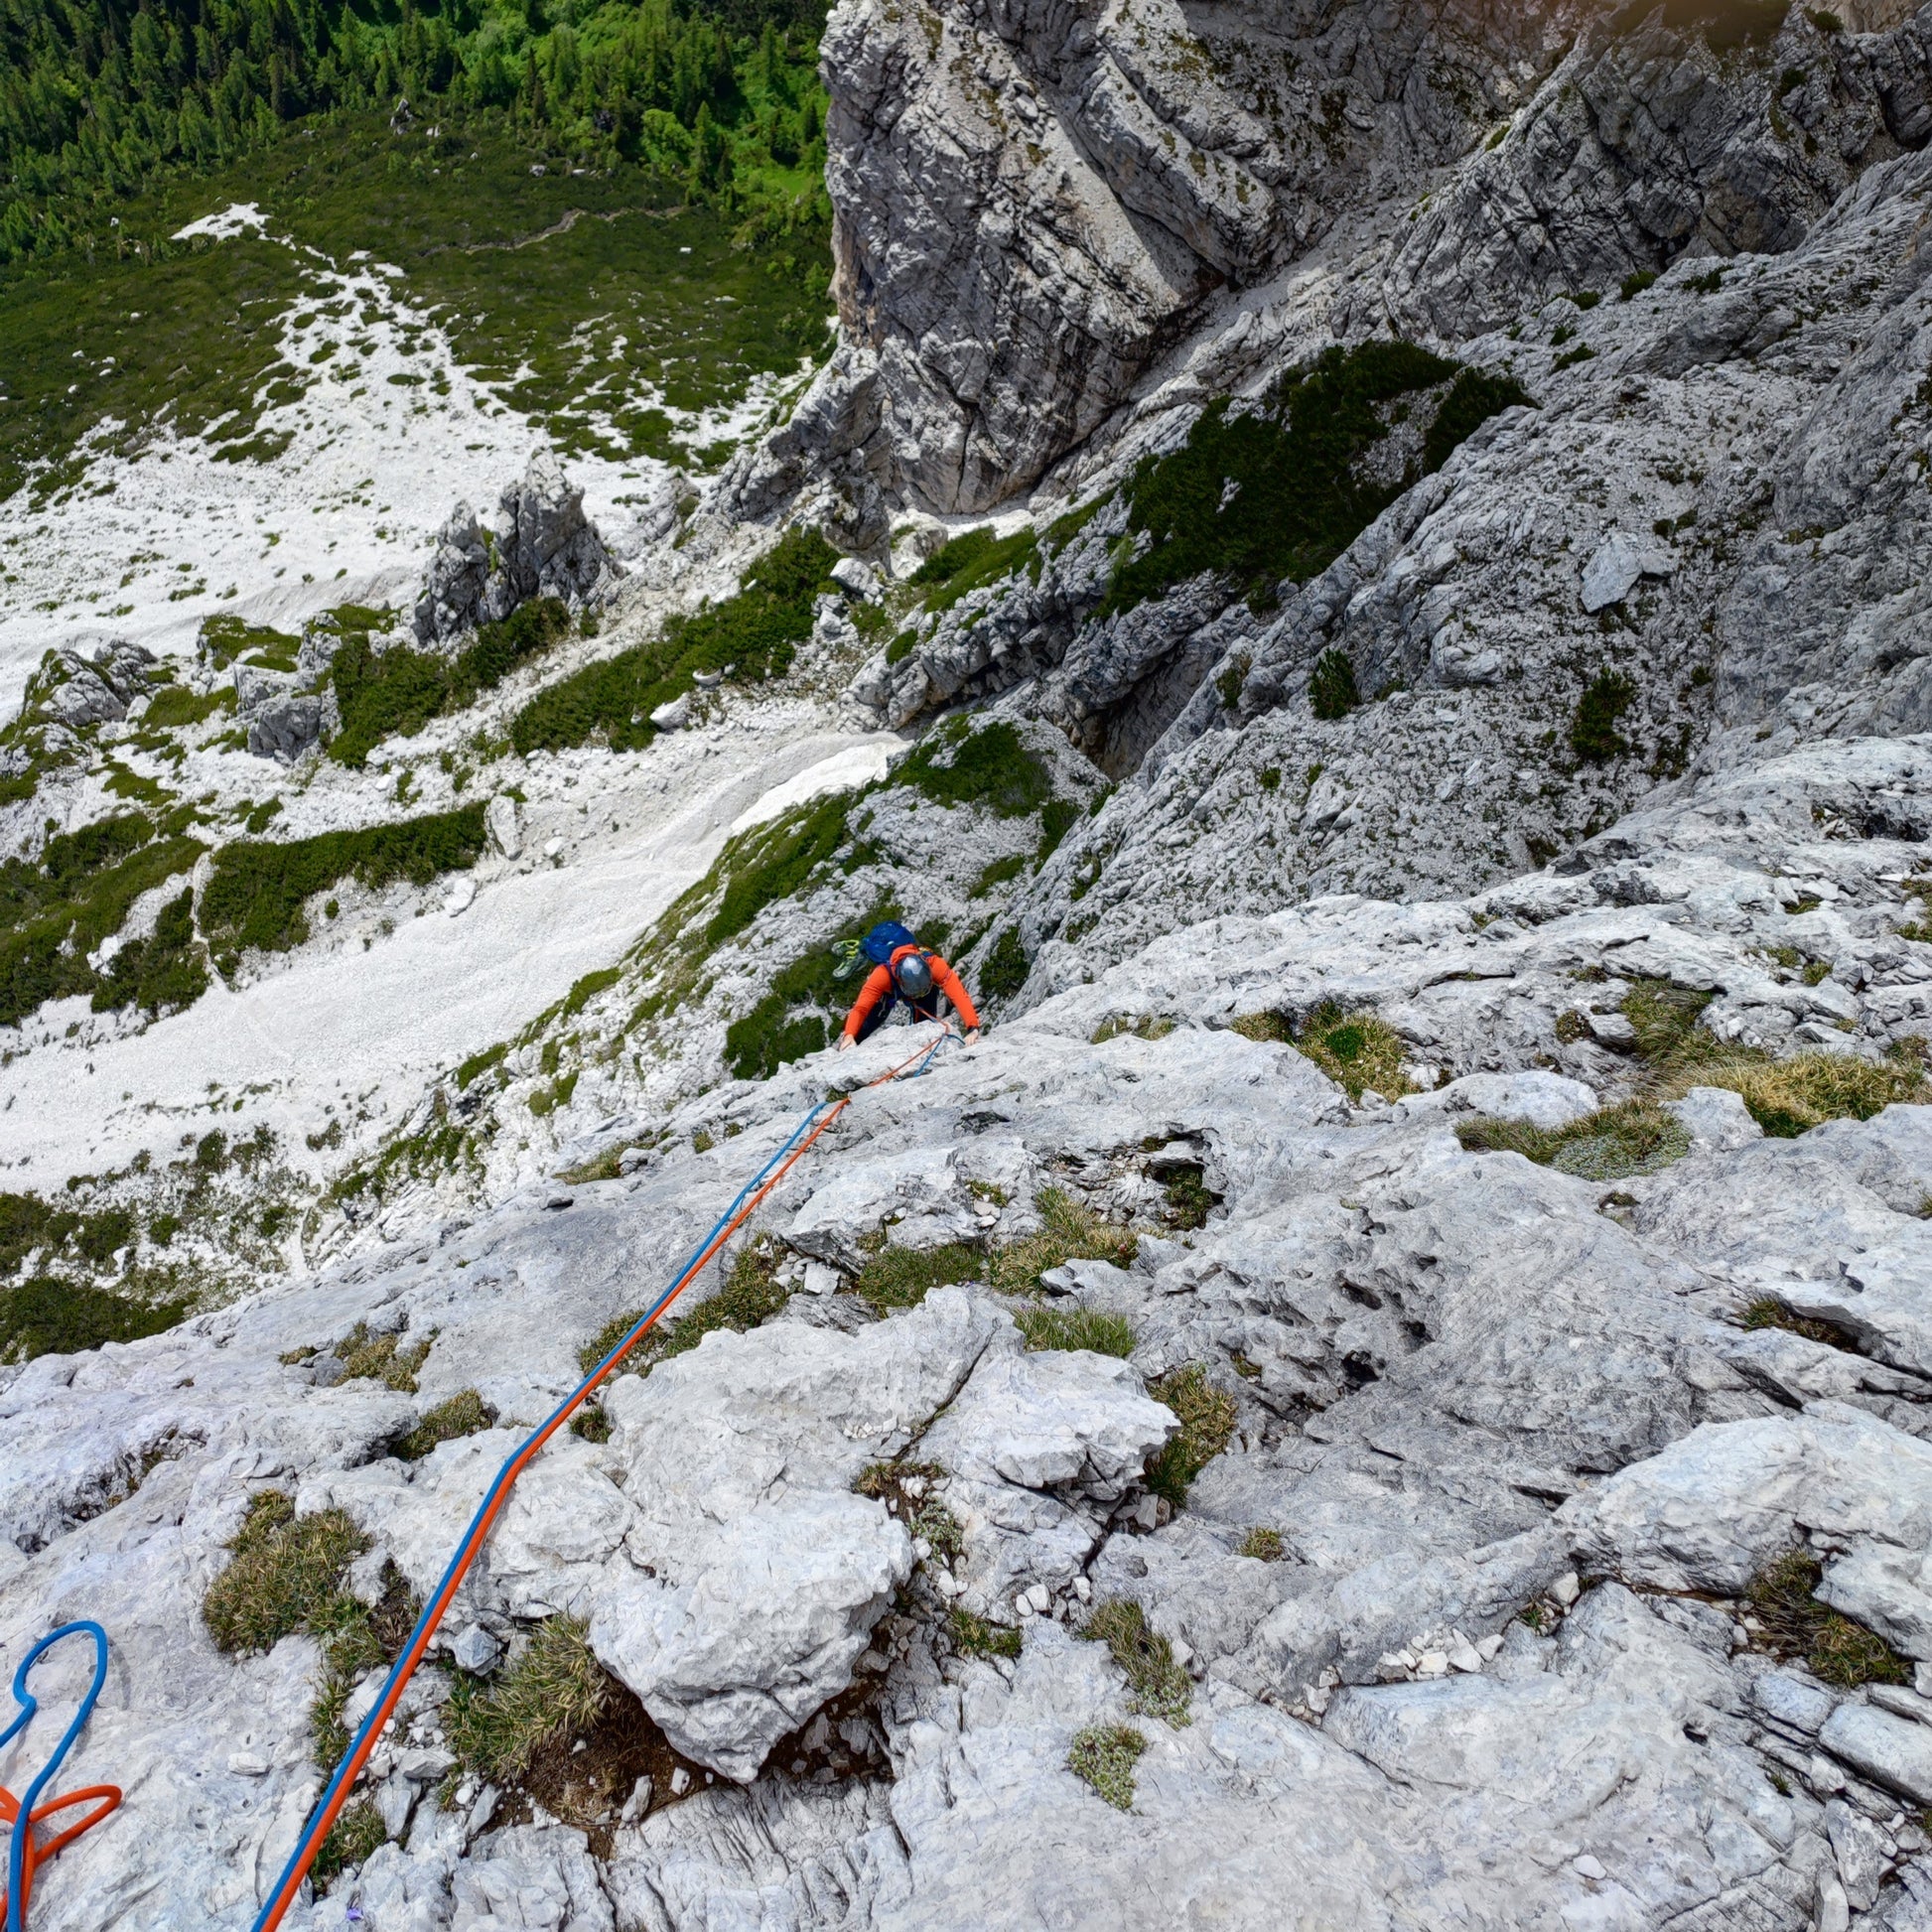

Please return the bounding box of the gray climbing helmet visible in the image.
[894,952,935,1000]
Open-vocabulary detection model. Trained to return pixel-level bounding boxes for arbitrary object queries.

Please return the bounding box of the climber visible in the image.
[835,920,981,1050]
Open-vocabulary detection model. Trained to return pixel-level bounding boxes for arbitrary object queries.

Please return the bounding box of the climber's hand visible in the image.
[835,1034,853,1053]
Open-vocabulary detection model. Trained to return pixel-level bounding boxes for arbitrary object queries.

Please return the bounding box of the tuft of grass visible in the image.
[1746,1549,1908,1689]
[1238,1528,1285,1562]
[1683,1050,1925,1139]
[1144,1365,1235,1509]
[1229,1011,1292,1044]
[1293,1004,1415,1101]
[1621,979,1719,1068]
[1091,1014,1175,1044]
[1068,1724,1146,1810]
[311,1798,387,1892]
[1081,1598,1191,1725]
[949,1608,1023,1659]
[1456,1101,1689,1180]
[852,1240,983,1313]
[1740,1296,1853,1348]
[203,1492,369,1655]
[596,1241,790,1376]
[447,1616,610,1783]
[396,1389,497,1462]
[1015,1307,1138,1357]
[987,1187,1139,1298]
[332,1322,432,1394]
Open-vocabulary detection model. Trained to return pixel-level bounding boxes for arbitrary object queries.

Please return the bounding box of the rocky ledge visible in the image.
[6,726,1932,1929]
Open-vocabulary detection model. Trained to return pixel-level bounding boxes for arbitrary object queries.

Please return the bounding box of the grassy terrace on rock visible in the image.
[511,528,837,756]
[1098,345,1532,620]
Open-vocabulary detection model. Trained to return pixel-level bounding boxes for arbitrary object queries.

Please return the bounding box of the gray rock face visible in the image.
[234,662,341,763]
[820,0,1579,510]
[413,451,618,644]
[1351,5,1932,343]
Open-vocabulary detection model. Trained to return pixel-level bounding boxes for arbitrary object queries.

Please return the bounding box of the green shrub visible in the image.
[705,791,850,945]
[396,1389,497,1461]
[1294,1005,1414,1101]
[1747,1549,1907,1689]
[201,806,486,955]
[203,1493,370,1654]
[91,889,207,1017]
[1619,269,1659,301]
[980,926,1031,1002]
[510,530,835,757]
[725,1000,827,1079]
[900,719,1052,819]
[1309,648,1357,721]
[1456,1101,1690,1180]
[1081,1598,1191,1725]
[1145,1365,1235,1508]
[1420,365,1533,471]
[908,526,1041,612]
[457,1042,508,1090]
[1571,670,1636,761]
[1037,797,1078,861]
[0,811,205,1027]
[1015,1307,1138,1356]
[1067,1725,1146,1810]
[447,1616,610,1782]
[1098,342,1527,619]
[0,1276,187,1362]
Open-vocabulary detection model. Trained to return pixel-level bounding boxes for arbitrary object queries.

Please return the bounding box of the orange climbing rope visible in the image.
[252,1023,957,1929]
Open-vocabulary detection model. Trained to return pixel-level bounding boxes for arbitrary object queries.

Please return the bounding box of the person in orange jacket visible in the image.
[836,920,981,1050]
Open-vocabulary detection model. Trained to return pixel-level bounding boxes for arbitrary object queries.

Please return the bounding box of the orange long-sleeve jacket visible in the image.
[842,944,980,1038]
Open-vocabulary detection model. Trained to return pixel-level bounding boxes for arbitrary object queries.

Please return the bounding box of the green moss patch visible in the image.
[1100,343,1531,619]
[852,1240,983,1313]
[510,529,835,758]
[201,804,486,956]
[1067,1724,1145,1810]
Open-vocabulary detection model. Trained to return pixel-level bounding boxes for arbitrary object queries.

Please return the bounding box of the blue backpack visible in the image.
[860,920,921,966]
